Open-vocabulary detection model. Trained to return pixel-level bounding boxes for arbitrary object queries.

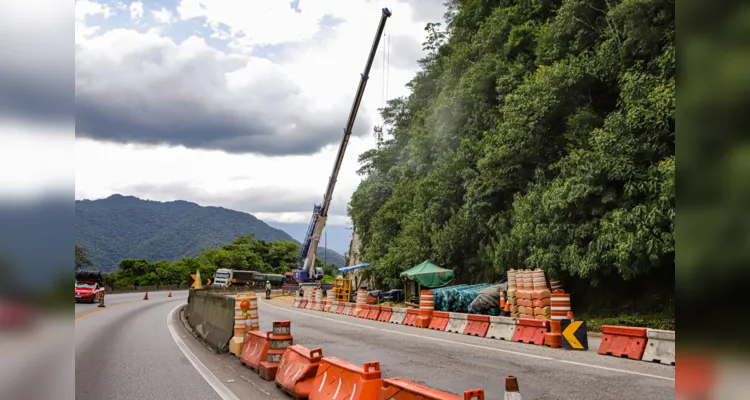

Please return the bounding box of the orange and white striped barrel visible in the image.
[507,269,517,290]
[233,293,252,339]
[355,289,367,316]
[315,288,324,303]
[419,290,434,317]
[417,290,434,328]
[550,290,571,332]
[532,269,547,291]
[549,279,563,292]
[245,294,259,334]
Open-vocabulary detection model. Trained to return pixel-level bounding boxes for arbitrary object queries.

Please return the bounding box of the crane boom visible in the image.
[296,8,392,282]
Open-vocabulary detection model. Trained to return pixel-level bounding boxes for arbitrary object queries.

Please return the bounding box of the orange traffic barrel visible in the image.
[417,290,434,328]
[259,321,294,381]
[550,290,571,327]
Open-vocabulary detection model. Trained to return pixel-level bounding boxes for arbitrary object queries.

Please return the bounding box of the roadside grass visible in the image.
[582,312,675,332]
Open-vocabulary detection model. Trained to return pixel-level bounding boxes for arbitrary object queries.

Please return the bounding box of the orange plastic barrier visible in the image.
[309,357,382,400]
[358,304,371,318]
[377,307,393,322]
[240,330,271,372]
[336,303,346,314]
[427,311,450,331]
[598,325,648,360]
[366,305,381,320]
[464,315,490,337]
[275,345,323,400]
[511,318,549,345]
[299,299,308,309]
[379,378,485,400]
[260,321,294,381]
[346,304,358,317]
[403,308,419,327]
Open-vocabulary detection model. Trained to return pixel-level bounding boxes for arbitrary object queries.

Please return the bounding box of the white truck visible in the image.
[211,269,255,287]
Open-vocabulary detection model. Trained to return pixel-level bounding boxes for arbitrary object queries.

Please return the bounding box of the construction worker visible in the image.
[265,280,272,299]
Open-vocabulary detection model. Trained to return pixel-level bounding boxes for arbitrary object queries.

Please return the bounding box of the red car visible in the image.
[75,281,104,303]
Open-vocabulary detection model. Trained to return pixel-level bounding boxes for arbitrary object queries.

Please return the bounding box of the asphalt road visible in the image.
[75,290,172,316]
[75,290,230,400]
[71,291,674,400]
[255,297,675,400]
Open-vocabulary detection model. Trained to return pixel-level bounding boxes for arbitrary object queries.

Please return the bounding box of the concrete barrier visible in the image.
[445,313,468,333]
[389,308,407,324]
[641,329,675,365]
[486,316,516,340]
[185,289,235,353]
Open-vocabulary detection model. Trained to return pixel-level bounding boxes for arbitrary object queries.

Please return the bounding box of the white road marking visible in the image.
[167,303,242,400]
[261,300,675,382]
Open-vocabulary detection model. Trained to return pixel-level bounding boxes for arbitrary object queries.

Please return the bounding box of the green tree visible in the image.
[347,0,675,314]
[75,245,94,270]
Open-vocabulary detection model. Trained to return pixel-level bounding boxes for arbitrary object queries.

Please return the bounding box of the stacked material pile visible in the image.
[455,284,494,312]
[507,269,518,317]
[515,270,534,318]
[530,269,551,320]
[433,285,468,311]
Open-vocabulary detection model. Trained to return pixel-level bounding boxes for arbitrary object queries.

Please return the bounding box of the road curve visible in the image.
[75,290,226,400]
[256,297,675,400]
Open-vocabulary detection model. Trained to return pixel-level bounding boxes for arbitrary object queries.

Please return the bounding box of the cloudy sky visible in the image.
[68,0,444,252]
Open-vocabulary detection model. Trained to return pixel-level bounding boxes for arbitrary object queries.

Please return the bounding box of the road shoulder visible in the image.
[172,303,285,400]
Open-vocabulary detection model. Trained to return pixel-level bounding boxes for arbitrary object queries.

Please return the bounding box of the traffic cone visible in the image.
[503,302,511,317]
[143,292,149,300]
[168,291,172,298]
[505,376,522,399]
[98,295,106,308]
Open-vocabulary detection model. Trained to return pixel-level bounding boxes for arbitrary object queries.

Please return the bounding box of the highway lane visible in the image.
[75,291,231,400]
[256,297,675,400]
[75,290,183,316]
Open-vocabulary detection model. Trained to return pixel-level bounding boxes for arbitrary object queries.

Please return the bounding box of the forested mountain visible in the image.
[76,195,345,271]
[348,0,674,314]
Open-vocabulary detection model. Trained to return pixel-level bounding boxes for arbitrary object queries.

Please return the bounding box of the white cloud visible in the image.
[129,1,144,20]
[74,0,442,229]
[74,134,376,226]
[152,8,173,24]
[0,119,73,200]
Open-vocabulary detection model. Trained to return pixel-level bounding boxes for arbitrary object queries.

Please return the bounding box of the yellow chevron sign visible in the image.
[561,320,588,350]
[189,274,197,288]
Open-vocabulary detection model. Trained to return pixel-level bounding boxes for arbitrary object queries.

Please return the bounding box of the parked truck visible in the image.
[211,269,255,287]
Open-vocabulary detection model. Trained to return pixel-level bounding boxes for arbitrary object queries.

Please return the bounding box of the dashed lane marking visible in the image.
[260,299,675,383]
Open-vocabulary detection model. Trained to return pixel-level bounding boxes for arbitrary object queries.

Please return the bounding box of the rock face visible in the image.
[345,227,375,290]
[347,228,363,266]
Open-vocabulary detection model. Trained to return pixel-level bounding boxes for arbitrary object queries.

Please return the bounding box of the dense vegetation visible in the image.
[91,234,340,287]
[349,0,674,316]
[76,194,344,271]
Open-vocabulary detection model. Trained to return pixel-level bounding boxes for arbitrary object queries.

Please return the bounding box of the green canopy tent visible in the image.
[400,261,455,303]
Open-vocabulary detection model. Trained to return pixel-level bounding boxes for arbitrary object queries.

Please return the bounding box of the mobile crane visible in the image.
[293,8,392,284]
